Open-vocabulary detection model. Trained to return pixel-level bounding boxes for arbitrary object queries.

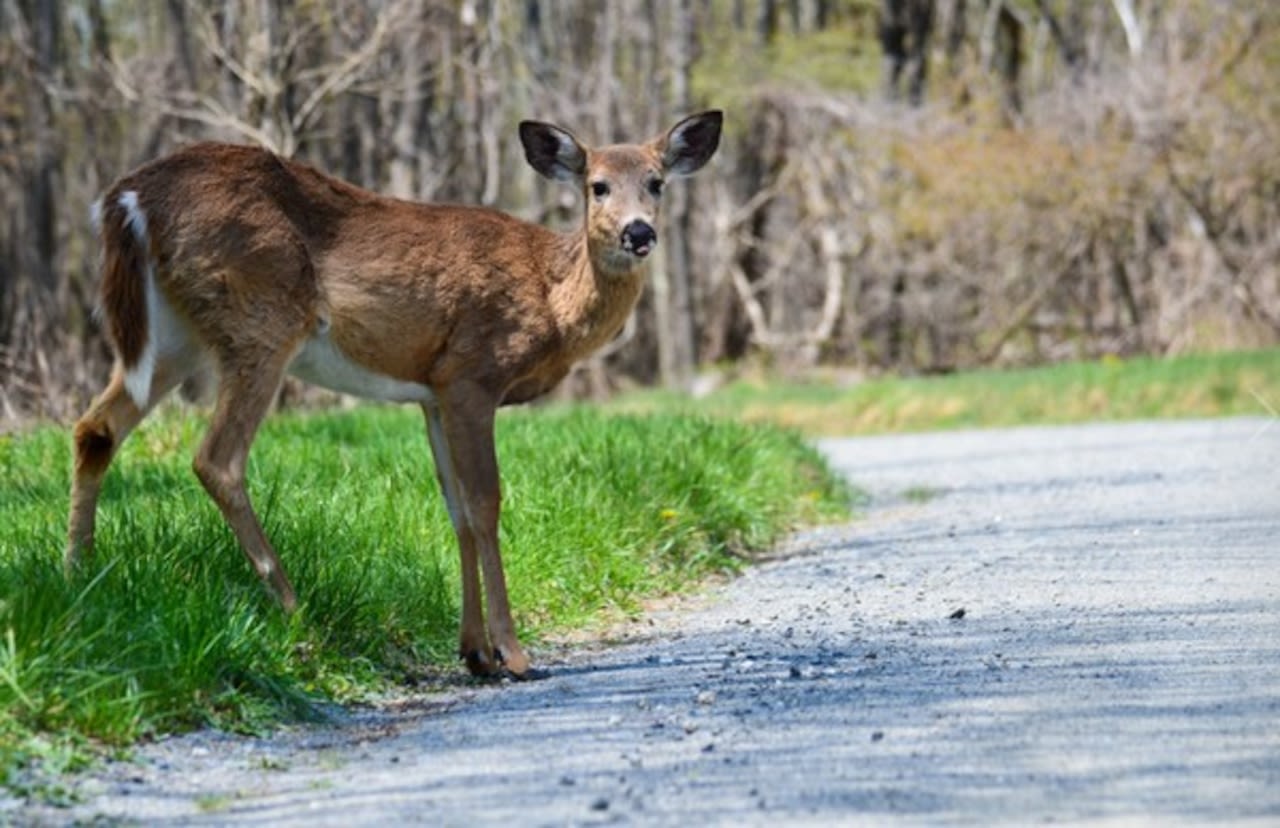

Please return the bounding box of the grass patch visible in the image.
[0,406,849,796]
[612,350,1280,435]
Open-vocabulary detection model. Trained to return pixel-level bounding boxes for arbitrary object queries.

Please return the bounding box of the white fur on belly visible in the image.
[289,332,434,403]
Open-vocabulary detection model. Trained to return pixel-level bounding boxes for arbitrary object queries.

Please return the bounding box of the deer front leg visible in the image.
[436,383,533,679]
[423,403,495,676]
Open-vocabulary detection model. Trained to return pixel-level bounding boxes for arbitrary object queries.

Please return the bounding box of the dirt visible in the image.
[8,417,1279,826]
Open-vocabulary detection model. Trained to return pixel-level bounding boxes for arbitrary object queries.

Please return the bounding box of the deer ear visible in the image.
[659,110,723,177]
[519,121,588,183]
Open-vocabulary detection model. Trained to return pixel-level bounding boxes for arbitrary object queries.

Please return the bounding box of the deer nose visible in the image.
[621,220,657,257]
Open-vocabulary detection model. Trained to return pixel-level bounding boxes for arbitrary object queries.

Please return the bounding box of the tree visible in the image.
[880,0,935,105]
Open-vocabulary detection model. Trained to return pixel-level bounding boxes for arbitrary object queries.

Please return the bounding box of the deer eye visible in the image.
[648,178,665,198]
[591,180,611,199]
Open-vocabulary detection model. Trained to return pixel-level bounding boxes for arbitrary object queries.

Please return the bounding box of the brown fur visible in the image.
[72,420,114,477]
[98,201,149,373]
[67,112,722,679]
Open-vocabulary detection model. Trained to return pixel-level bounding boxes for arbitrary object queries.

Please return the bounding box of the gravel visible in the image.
[10,417,1279,826]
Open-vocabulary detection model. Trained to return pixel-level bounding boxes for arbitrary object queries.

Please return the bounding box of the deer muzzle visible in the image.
[621,220,657,258]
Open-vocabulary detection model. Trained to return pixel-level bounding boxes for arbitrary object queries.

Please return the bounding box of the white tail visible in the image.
[67,111,723,678]
[116,190,159,407]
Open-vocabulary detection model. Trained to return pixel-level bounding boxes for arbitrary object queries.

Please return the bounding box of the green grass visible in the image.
[0,406,848,796]
[6,348,1274,798]
[611,350,1280,436]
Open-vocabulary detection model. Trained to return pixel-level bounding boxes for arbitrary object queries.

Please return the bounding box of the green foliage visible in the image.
[0,406,848,795]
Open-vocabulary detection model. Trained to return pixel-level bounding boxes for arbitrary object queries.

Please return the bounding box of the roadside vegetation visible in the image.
[611,350,1280,436]
[0,406,849,797]
[4,347,1274,799]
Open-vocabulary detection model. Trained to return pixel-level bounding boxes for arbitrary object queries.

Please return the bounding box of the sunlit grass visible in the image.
[0,405,849,795]
[611,350,1280,435]
[8,348,1268,796]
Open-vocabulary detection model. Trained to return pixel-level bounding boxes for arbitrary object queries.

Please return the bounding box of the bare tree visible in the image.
[880,0,935,105]
[0,0,1275,426]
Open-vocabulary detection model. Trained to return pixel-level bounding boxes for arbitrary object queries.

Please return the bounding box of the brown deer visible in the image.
[67,111,722,679]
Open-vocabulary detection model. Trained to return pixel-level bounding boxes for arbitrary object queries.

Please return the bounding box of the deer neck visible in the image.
[548,229,645,360]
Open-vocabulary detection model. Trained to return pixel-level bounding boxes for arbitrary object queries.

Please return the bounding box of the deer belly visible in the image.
[289,332,434,403]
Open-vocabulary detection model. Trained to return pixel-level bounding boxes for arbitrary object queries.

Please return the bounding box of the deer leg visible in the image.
[437,383,532,678]
[192,355,297,611]
[67,360,189,571]
[423,403,495,676]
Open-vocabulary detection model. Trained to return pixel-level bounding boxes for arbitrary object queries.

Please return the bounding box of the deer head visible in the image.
[519,110,723,276]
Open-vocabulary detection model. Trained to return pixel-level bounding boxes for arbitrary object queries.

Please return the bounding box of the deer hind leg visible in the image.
[423,403,495,676]
[435,383,532,679]
[193,348,298,611]
[67,357,193,572]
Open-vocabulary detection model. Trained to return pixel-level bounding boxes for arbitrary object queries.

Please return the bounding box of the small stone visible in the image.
[590,797,610,812]
[695,690,717,706]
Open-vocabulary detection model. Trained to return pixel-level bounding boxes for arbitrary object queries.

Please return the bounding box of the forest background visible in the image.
[2,0,1276,425]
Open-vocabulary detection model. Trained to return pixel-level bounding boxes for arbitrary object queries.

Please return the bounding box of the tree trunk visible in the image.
[880,0,935,106]
[24,0,62,293]
[664,0,699,385]
[388,0,428,198]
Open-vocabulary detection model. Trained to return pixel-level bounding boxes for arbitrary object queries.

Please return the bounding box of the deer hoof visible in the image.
[495,646,542,681]
[462,647,499,677]
[503,664,551,682]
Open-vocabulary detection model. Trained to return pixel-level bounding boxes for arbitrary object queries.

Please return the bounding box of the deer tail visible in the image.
[97,189,156,408]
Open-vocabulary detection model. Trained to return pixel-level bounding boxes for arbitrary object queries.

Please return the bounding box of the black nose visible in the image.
[621,220,657,257]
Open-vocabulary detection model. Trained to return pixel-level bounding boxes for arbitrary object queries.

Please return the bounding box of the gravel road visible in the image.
[13,417,1280,826]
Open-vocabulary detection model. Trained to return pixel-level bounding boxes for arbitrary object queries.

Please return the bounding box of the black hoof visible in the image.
[461,648,498,677]
[502,665,551,682]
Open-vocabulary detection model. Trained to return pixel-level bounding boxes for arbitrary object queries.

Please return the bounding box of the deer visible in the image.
[66,110,723,680]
